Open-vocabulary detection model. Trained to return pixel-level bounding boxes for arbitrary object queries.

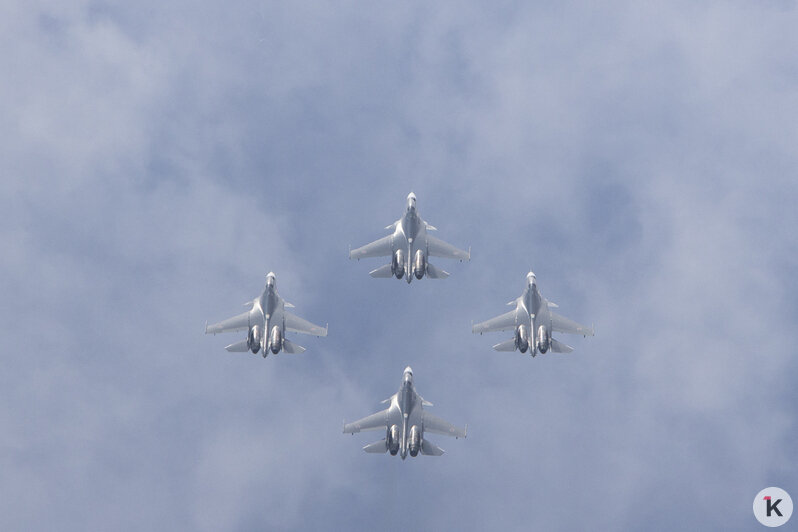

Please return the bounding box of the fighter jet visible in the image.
[472,271,594,356]
[349,192,470,283]
[343,366,466,459]
[205,272,327,356]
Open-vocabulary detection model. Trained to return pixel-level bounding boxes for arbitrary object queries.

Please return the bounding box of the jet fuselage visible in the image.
[349,191,470,282]
[390,367,422,459]
[391,195,429,283]
[249,273,286,355]
[515,273,552,356]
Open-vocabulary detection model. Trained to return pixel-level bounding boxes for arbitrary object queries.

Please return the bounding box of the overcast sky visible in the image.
[2,1,797,530]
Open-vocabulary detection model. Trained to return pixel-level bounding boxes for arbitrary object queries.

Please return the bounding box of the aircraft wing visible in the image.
[206,311,249,334]
[472,309,518,334]
[284,311,328,337]
[343,409,390,434]
[426,234,470,261]
[350,235,393,260]
[551,311,594,336]
[423,411,466,438]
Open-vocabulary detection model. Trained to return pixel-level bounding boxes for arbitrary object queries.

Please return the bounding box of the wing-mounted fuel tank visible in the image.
[515,325,529,353]
[413,250,426,280]
[392,249,405,279]
[269,325,282,354]
[247,326,262,354]
[387,424,400,456]
[537,325,550,354]
[408,425,421,457]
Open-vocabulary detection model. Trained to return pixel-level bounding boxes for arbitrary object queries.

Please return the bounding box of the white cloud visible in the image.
[2,1,797,530]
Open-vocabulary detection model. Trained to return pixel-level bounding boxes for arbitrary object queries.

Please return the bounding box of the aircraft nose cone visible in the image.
[404,366,413,375]
[407,192,417,211]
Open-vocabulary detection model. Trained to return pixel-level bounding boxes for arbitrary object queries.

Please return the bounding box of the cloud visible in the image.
[2,1,797,530]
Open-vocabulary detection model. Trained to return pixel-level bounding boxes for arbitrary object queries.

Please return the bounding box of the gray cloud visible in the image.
[1,1,797,530]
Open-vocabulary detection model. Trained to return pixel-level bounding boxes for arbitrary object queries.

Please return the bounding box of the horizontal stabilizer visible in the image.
[426,262,449,279]
[282,339,306,354]
[420,439,445,456]
[550,338,573,353]
[363,439,388,453]
[492,338,517,352]
[369,264,394,278]
[225,340,249,352]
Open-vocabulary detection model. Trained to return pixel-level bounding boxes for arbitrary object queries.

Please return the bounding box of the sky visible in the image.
[2,1,797,530]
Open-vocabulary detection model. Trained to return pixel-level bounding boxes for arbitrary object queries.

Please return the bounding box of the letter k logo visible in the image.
[754,487,792,526]
[765,496,784,518]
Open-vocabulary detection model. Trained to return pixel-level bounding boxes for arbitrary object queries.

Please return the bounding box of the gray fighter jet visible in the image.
[205,272,327,356]
[472,271,594,356]
[343,366,466,459]
[349,192,470,283]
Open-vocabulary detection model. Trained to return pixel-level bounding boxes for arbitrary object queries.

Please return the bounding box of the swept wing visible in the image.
[423,411,467,438]
[206,311,249,334]
[284,311,328,337]
[472,309,519,334]
[426,234,470,261]
[551,311,594,336]
[350,235,393,260]
[343,408,390,434]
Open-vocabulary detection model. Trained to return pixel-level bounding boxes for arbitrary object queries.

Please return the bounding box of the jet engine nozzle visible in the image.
[413,250,426,280]
[269,325,282,354]
[408,425,421,457]
[387,425,400,456]
[516,325,529,353]
[392,249,405,279]
[537,325,550,354]
[248,326,262,354]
